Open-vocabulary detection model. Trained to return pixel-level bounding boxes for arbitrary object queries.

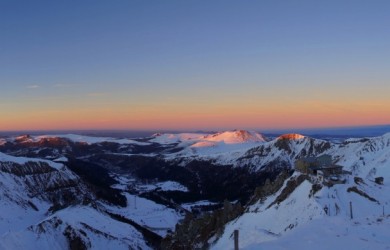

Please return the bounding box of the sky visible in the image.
[1,0,390,131]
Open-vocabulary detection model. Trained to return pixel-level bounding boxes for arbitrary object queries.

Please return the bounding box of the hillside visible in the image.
[211,173,390,249]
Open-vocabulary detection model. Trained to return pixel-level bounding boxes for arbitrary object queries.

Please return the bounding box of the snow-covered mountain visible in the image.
[12,134,150,146]
[328,133,390,179]
[150,130,266,145]
[0,152,88,235]
[203,130,267,144]
[0,130,389,249]
[0,152,170,250]
[206,133,390,249]
[211,172,390,249]
[1,206,151,250]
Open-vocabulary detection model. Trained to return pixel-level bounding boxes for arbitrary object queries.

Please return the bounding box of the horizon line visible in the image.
[0,123,389,134]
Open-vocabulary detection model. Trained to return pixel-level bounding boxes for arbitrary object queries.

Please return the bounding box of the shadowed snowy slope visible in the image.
[0,152,151,250]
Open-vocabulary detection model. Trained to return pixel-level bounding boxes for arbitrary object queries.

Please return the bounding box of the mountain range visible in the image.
[0,130,389,249]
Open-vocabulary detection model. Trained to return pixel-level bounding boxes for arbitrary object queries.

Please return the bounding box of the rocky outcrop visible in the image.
[162,200,243,250]
[347,186,379,203]
[0,159,90,209]
[268,174,308,208]
[248,170,292,205]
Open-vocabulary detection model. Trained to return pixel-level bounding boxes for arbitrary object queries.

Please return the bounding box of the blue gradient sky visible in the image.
[1,1,390,130]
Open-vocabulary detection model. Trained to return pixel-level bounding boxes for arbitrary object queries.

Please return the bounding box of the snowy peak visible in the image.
[150,130,266,146]
[204,130,266,144]
[277,133,306,141]
[14,134,33,143]
[328,132,390,179]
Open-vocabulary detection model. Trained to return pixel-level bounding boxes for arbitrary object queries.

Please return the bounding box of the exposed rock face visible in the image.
[375,177,384,185]
[347,186,379,203]
[161,200,243,250]
[0,160,88,206]
[237,136,331,172]
[248,170,293,205]
[267,174,308,208]
[0,161,55,176]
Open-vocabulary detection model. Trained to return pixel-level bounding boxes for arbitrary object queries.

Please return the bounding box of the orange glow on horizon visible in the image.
[1,86,390,131]
[1,99,389,131]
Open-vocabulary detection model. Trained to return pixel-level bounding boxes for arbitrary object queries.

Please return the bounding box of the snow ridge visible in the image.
[204,130,267,144]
